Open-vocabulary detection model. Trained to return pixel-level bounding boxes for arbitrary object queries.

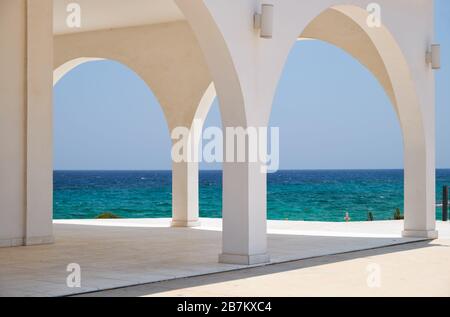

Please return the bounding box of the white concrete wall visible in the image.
[0,0,53,247]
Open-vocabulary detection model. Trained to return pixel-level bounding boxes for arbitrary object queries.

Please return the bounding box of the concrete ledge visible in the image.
[219,253,270,265]
[402,230,439,239]
[171,220,201,228]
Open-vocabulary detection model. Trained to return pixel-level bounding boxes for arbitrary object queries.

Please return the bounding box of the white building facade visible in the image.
[0,0,439,265]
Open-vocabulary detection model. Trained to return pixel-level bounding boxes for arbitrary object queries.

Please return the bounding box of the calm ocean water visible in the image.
[54,169,450,222]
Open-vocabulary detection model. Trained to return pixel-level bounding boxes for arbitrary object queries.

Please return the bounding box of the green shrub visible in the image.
[96,212,121,219]
[393,208,404,220]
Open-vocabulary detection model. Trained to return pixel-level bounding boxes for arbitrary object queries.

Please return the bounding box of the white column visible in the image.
[170,84,216,229]
[401,41,437,239]
[0,0,53,247]
[171,161,201,227]
[402,115,437,239]
[173,0,270,264]
[219,159,269,265]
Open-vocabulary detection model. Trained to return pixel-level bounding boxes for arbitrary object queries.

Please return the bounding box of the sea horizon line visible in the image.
[53,168,450,172]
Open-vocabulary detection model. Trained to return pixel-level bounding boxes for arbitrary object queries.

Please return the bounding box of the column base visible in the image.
[219,253,270,265]
[171,220,201,228]
[0,238,25,248]
[25,235,54,246]
[402,230,438,239]
[0,235,54,248]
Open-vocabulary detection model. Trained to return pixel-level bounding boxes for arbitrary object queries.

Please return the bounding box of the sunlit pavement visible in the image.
[82,238,450,297]
[1,219,448,297]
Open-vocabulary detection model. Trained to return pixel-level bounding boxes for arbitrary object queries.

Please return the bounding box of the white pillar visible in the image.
[0,0,53,247]
[219,159,269,265]
[174,0,270,264]
[171,161,201,227]
[402,153,437,239]
[402,108,437,239]
[170,84,216,229]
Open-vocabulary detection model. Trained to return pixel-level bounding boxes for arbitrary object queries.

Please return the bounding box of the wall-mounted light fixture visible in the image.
[426,44,441,70]
[254,4,274,39]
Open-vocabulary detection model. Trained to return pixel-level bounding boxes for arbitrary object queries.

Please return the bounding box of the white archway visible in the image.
[54,52,213,229]
[54,22,214,227]
[288,5,435,238]
[177,0,437,265]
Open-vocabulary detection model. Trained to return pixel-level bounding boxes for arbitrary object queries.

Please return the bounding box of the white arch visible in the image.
[190,82,217,132]
[174,0,437,265]
[53,54,216,228]
[54,23,214,228]
[273,4,436,238]
[53,57,104,86]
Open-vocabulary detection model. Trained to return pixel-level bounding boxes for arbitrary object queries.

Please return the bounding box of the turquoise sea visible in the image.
[54,169,450,222]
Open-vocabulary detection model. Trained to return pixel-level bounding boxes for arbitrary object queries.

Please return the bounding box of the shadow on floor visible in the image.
[74,239,438,297]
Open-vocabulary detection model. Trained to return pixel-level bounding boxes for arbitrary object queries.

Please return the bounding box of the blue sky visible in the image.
[54,1,450,170]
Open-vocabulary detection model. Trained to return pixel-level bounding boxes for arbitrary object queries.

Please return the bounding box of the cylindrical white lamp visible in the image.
[254,4,274,39]
[427,44,441,70]
[260,4,274,39]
